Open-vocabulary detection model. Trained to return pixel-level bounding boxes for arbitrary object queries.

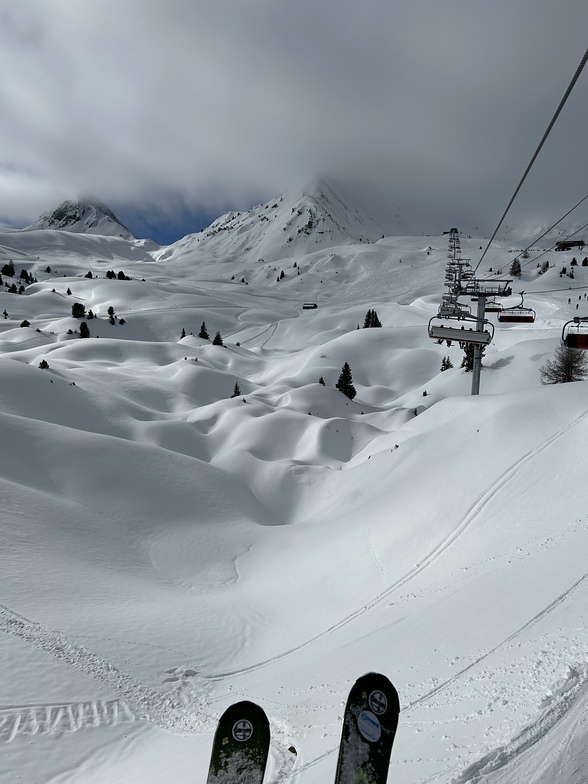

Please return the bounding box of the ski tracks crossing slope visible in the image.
[0,605,207,738]
[209,407,588,681]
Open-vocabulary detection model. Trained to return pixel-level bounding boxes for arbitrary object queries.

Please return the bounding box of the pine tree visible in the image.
[181,328,186,338]
[363,309,382,328]
[318,376,325,385]
[336,362,356,399]
[460,343,485,372]
[440,356,454,371]
[231,382,241,397]
[38,359,49,369]
[212,331,224,346]
[198,322,209,339]
[79,321,90,338]
[71,302,86,318]
[540,342,588,384]
[509,258,522,277]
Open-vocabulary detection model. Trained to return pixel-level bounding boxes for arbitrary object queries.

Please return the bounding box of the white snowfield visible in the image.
[0,191,587,784]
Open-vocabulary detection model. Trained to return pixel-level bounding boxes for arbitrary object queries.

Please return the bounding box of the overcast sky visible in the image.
[1,0,588,243]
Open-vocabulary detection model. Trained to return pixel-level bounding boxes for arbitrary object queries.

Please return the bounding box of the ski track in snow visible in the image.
[368,514,387,590]
[453,663,588,783]
[0,699,135,742]
[208,408,588,683]
[0,605,208,738]
[284,566,588,781]
[240,320,279,347]
[203,411,588,779]
[391,406,588,601]
[402,569,588,716]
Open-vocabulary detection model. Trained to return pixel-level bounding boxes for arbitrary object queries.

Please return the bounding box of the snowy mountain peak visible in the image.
[27,199,134,238]
[183,176,418,263]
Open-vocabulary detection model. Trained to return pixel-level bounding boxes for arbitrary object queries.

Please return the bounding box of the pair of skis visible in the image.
[206,672,399,784]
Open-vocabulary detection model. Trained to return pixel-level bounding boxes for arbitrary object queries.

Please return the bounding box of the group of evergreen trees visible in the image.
[363,309,382,328]
[196,322,223,345]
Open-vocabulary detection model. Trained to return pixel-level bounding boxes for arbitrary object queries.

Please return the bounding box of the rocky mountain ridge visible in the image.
[26,199,134,239]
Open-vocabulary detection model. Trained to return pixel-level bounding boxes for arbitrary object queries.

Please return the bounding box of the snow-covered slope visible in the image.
[25,199,135,239]
[0,217,587,784]
[158,177,420,265]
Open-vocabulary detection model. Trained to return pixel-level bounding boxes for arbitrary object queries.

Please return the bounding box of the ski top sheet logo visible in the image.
[232,719,254,742]
[357,710,381,743]
[369,690,388,715]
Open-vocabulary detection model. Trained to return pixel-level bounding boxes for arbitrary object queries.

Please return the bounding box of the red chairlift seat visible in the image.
[498,308,535,323]
[562,318,588,348]
[497,293,536,323]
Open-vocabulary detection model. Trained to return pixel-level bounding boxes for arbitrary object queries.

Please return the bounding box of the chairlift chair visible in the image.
[428,315,494,345]
[497,293,536,323]
[562,317,588,349]
[438,302,471,317]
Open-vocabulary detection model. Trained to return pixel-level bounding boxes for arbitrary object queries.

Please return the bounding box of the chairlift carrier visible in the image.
[562,317,588,348]
[498,293,536,323]
[485,299,502,313]
[428,315,494,345]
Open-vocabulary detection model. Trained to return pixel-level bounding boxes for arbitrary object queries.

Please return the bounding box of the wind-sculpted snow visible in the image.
[1,220,588,783]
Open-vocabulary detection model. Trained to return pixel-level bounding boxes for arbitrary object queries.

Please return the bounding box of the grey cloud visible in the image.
[0,0,587,237]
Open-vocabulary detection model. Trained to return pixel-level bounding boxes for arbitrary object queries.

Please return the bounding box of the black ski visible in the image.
[334,672,400,784]
[206,700,270,784]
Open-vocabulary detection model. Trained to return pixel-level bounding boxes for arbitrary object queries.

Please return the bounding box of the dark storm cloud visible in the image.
[1,0,587,239]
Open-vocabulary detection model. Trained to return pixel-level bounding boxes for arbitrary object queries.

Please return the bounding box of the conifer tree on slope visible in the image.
[540,342,588,384]
[363,308,382,328]
[509,258,522,277]
[461,343,485,372]
[336,362,356,399]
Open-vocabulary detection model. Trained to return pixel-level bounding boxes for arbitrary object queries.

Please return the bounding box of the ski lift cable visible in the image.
[518,196,588,262]
[514,218,588,273]
[474,46,588,275]
[520,284,588,295]
[475,218,588,280]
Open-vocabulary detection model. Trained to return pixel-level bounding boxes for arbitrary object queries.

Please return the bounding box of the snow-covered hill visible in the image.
[0,205,587,784]
[25,199,135,239]
[158,177,421,265]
